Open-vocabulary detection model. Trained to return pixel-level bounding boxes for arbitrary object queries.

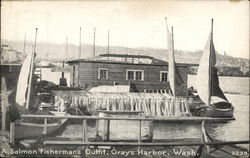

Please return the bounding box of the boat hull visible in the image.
[196,106,234,118]
[191,101,234,118]
[15,112,68,139]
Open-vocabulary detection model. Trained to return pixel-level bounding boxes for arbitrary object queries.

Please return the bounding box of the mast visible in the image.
[62,36,68,77]
[93,27,96,57]
[66,36,68,61]
[79,27,81,59]
[208,18,214,106]
[171,26,176,96]
[165,17,176,96]
[25,28,38,109]
[23,33,26,55]
[107,29,110,54]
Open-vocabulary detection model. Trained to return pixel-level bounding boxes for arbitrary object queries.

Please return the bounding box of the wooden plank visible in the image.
[106,120,110,141]
[20,115,235,122]
[42,118,48,135]
[201,121,208,158]
[44,140,250,146]
[1,77,8,131]
[82,119,87,142]
[98,110,144,114]
[138,120,141,143]
[9,122,15,144]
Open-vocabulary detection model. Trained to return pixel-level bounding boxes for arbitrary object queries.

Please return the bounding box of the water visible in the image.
[206,94,249,142]
[58,76,249,149]
[188,75,249,95]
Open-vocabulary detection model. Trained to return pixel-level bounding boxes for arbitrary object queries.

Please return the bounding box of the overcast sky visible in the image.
[1,0,249,59]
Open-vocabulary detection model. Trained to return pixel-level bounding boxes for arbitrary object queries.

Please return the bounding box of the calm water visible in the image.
[58,76,249,149]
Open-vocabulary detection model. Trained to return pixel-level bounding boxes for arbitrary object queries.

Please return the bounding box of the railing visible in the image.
[10,115,248,158]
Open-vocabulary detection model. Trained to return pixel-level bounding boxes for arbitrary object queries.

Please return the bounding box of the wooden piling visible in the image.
[43,118,48,135]
[201,120,208,158]
[9,122,15,144]
[82,119,87,142]
[1,77,8,131]
[138,120,141,142]
[106,119,110,141]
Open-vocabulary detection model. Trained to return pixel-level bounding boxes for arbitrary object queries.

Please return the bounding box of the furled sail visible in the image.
[166,18,186,96]
[15,54,32,107]
[195,19,228,106]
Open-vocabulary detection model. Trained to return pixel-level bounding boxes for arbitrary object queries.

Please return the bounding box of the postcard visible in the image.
[1,0,249,157]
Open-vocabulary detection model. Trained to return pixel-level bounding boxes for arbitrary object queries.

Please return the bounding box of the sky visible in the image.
[1,0,249,59]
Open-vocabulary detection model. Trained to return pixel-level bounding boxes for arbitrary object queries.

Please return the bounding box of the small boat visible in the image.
[191,19,234,118]
[15,112,68,139]
[14,28,68,139]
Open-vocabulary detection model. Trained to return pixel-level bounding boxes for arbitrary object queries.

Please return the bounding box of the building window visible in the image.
[126,70,144,81]
[160,71,168,82]
[127,71,134,80]
[98,68,108,80]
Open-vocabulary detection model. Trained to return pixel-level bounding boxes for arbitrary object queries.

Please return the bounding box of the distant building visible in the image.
[67,54,197,93]
[1,45,23,63]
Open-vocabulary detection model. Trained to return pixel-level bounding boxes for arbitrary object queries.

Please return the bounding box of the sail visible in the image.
[166,19,186,96]
[211,67,228,102]
[15,54,32,107]
[195,29,228,106]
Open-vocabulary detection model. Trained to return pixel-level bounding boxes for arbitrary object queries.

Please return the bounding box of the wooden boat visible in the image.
[15,112,68,139]
[14,28,68,139]
[192,19,234,118]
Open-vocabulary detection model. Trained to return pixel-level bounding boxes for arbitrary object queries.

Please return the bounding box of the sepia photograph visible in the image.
[0,0,249,157]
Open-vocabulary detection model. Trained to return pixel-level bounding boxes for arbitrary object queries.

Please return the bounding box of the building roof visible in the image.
[67,54,198,67]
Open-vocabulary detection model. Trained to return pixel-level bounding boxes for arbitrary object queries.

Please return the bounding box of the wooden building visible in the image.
[0,64,22,91]
[67,54,197,93]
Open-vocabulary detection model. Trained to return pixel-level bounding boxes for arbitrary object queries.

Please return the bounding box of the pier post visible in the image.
[95,119,99,139]
[201,121,209,158]
[82,119,88,142]
[43,118,48,135]
[9,122,15,144]
[138,120,142,150]
[138,120,141,143]
[106,119,110,141]
[1,77,8,131]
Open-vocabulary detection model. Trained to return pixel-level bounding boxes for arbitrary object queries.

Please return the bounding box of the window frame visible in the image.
[98,68,109,80]
[160,71,168,82]
[126,69,144,81]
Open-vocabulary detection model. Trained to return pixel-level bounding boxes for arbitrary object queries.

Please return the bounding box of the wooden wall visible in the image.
[70,62,188,92]
[0,65,21,91]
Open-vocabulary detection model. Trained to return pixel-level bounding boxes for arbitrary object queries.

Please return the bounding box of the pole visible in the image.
[171,26,176,96]
[66,36,68,61]
[79,27,81,59]
[93,27,96,57]
[107,29,110,54]
[26,28,37,109]
[1,77,8,131]
[208,18,214,106]
[23,33,26,55]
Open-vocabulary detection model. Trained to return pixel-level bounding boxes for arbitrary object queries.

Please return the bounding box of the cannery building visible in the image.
[67,54,196,93]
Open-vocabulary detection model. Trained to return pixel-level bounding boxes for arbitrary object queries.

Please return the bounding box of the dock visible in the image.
[8,114,249,158]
